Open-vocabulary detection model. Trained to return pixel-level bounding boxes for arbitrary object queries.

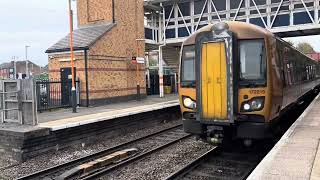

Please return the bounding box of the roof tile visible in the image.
[46,23,115,53]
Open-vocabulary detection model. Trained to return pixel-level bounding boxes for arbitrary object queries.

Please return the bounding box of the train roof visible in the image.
[184,21,274,45]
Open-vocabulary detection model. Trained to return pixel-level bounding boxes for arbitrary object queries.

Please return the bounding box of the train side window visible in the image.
[306,66,309,81]
[286,62,296,85]
[290,62,296,84]
[310,65,314,80]
[286,63,292,85]
[309,65,312,80]
[310,66,312,80]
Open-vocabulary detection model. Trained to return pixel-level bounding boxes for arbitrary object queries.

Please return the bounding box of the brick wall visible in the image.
[16,61,42,76]
[48,52,88,102]
[77,0,114,27]
[88,0,144,56]
[87,0,146,101]
[86,55,146,102]
[0,61,42,79]
[48,0,146,106]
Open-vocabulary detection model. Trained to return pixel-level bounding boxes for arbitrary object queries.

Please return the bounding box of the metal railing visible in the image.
[36,79,80,112]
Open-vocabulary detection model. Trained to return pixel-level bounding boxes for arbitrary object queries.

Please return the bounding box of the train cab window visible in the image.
[239,40,266,85]
[181,45,195,87]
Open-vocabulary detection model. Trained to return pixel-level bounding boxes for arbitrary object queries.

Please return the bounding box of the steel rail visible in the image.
[18,124,183,180]
[165,147,219,180]
[81,133,192,179]
[164,144,272,180]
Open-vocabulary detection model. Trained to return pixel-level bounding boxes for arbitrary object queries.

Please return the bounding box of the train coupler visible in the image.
[207,131,224,145]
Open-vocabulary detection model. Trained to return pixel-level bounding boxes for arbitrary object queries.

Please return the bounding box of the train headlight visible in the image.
[243,103,251,110]
[183,96,196,109]
[241,97,265,112]
[251,99,263,110]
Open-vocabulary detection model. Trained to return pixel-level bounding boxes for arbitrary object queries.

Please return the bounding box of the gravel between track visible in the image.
[102,137,213,180]
[0,119,181,179]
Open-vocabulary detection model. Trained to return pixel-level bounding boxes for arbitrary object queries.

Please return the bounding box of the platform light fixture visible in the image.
[25,45,30,79]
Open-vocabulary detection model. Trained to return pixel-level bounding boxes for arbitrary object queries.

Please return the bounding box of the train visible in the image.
[178,21,320,145]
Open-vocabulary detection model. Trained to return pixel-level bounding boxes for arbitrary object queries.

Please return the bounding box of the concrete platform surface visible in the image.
[248,94,320,180]
[0,95,181,162]
[38,95,179,131]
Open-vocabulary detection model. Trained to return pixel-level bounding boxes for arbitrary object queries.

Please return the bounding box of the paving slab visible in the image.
[38,94,179,131]
[38,94,178,123]
[248,94,320,180]
[311,142,320,180]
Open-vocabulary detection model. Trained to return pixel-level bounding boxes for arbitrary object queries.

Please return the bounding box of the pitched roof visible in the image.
[0,62,13,69]
[46,22,115,53]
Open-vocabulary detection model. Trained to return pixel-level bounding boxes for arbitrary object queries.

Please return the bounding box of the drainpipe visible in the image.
[159,3,166,98]
[146,53,151,89]
[84,49,89,107]
[112,0,115,23]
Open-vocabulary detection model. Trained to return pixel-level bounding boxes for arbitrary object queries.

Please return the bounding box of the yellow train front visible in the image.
[179,21,320,144]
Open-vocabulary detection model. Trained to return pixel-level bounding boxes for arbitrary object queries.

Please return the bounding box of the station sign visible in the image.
[131,56,145,64]
[136,57,145,64]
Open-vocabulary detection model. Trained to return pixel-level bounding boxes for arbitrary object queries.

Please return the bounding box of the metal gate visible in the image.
[36,79,80,112]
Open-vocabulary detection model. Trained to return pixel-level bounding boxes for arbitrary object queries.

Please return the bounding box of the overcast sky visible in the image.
[0,0,77,66]
[0,1,319,66]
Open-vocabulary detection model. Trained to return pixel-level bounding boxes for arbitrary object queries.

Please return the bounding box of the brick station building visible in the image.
[46,0,145,106]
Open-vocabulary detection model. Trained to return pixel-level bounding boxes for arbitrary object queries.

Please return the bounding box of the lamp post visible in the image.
[68,0,77,113]
[25,45,30,79]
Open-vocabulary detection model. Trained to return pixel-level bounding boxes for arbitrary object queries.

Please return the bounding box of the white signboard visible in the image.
[136,57,145,64]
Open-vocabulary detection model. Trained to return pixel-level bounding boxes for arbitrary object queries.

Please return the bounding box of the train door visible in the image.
[201,42,228,120]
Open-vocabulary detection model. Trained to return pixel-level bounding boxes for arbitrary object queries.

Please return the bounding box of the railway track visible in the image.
[164,91,318,180]
[165,141,274,180]
[18,124,190,180]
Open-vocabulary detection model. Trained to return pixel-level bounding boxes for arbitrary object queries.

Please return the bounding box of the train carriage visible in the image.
[179,21,320,144]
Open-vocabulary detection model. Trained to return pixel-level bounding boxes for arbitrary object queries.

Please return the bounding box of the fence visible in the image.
[36,79,80,112]
[146,74,177,95]
[0,80,37,125]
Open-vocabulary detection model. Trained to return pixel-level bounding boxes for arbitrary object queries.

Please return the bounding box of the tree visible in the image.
[296,42,316,54]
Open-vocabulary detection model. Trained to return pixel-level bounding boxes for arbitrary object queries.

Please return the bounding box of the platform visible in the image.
[248,94,320,180]
[38,94,179,130]
[0,95,180,162]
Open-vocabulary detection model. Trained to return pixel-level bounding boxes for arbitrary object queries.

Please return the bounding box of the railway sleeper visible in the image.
[57,148,138,180]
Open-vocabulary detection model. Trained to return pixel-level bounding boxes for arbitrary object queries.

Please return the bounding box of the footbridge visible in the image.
[143,0,320,96]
